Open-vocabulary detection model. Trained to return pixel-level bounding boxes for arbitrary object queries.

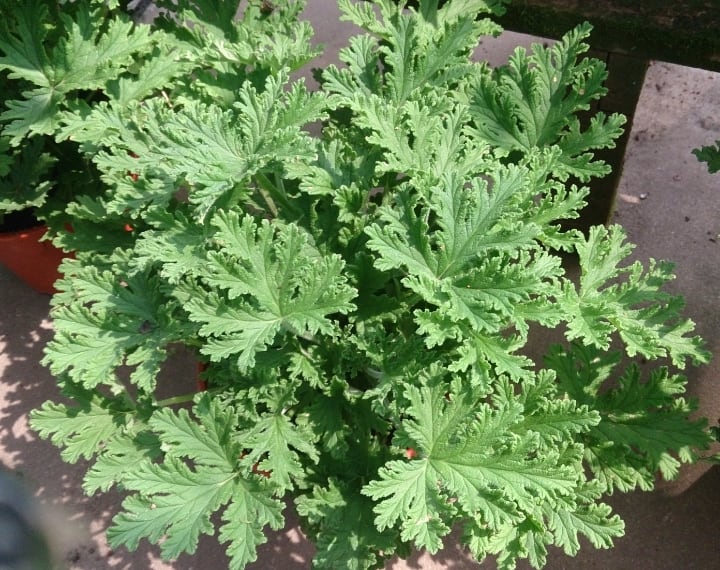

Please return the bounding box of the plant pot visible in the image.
[196,361,209,392]
[0,224,68,294]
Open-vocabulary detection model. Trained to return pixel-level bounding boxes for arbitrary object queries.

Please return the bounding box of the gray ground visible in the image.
[1,2,719,569]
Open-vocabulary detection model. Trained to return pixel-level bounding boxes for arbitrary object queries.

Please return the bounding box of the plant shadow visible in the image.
[0,266,319,569]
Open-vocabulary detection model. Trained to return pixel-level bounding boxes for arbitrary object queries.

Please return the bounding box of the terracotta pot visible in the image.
[196,361,209,392]
[0,224,68,294]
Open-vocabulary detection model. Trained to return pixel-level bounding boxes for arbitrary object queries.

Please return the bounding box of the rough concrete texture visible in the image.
[1,2,720,569]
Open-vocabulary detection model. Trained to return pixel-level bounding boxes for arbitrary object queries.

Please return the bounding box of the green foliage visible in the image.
[23,1,713,569]
[693,140,720,174]
[467,22,626,181]
[547,343,710,492]
[109,395,286,568]
[0,0,154,225]
[0,135,56,213]
[564,225,710,366]
[184,210,357,370]
[0,0,320,229]
[0,0,155,143]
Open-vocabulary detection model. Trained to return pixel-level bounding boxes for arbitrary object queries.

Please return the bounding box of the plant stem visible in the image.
[156,393,197,407]
[254,171,302,219]
[254,173,279,217]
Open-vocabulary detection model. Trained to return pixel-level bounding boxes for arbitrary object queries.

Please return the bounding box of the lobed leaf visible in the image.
[185,212,356,370]
[108,397,285,567]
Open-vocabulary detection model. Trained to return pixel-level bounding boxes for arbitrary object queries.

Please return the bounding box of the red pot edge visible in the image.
[0,223,68,295]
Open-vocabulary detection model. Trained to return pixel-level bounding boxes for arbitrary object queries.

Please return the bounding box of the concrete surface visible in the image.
[2,2,719,569]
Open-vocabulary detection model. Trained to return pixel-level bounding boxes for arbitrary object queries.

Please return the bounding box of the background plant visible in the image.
[693,138,720,173]
[0,0,150,230]
[27,1,713,569]
[0,0,317,240]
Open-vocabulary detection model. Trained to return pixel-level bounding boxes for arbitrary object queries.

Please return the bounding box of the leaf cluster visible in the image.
[0,0,155,224]
[693,140,720,174]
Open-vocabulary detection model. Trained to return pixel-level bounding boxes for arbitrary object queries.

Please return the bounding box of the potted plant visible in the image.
[30,1,714,569]
[0,132,65,292]
[0,0,158,290]
[1,0,321,270]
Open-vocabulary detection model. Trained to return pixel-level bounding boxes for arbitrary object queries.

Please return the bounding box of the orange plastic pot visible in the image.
[0,224,68,294]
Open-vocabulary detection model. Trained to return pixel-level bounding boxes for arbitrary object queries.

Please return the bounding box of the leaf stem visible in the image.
[254,172,279,217]
[254,171,302,219]
[156,393,197,407]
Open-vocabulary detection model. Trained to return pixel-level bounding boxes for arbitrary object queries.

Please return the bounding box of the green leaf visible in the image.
[133,210,208,283]
[509,373,601,446]
[457,330,534,379]
[30,384,132,463]
[109,458,236,558]
[367,165,539,277]
[547,343,712,492]
[0,135,56,212]
[363,379,580,553]
[563,225,710,367]
[545,483,624,555]
[296,479,401,570]
[593,365,711,480]
[366,164,540,303]
[83,431,161,494]
[364,459,449,552]
[365,164,557,379]
[83,72,327,221]
[693,140,720,173]
[43,260,186,391]
[108,397,285,567]
[185,212,356,370]
[240,410,320,493]
[468,23,622,180]
[556,112,626,180]
[219,487,286,570]
[105,42,191,106]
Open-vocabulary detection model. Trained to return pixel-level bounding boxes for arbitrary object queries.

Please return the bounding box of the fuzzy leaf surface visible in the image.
[0,0,155,142]
[563,225,709,367]
[184,212,356,370]
[363,381,580,553]
[108,397,284,568]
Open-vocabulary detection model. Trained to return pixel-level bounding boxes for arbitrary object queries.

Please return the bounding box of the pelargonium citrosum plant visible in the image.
[29,1,713,569]
[0,0,320,249]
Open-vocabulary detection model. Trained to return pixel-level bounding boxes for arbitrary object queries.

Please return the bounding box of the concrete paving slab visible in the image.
[613,61,720,497]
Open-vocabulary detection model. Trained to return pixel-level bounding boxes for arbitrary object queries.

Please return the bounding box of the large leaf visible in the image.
[363,380,581,553]
[468,22,625,181]
[108,397,285,569]
[183,212,356,370]
[562,225,709,367]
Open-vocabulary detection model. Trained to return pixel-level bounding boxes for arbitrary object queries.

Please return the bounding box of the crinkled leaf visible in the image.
[43,260,187,391]
[468,23,623,180]
[296,479,401,570]
[564,225,709,367]
[108,397,285,568]
[30,383,132,463]
[184,212,356,370]
[363,381,580,553]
